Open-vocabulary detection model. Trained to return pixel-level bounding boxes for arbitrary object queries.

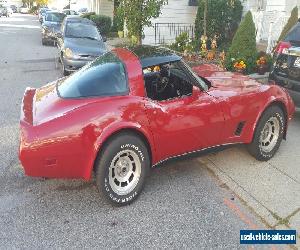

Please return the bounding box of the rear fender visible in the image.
[83,122,155,180]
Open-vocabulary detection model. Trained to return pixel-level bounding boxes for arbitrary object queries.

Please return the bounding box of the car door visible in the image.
[145,65,224,161]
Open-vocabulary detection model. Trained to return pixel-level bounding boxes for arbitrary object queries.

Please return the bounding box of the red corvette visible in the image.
[19,46,295,205]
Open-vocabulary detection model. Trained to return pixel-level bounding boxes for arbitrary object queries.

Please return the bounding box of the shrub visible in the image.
[111,0,124,32]
[169,32,195,53]
[225,11,257,73]
[29,6,38,14]
[90,15,112,35]
[278,6,298,42]
[195,0,243,49]
[80,12,96,19]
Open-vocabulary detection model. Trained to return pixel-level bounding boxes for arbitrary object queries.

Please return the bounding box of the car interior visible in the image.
[143,61,193,101]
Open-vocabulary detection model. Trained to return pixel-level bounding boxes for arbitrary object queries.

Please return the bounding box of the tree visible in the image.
[278,6,298,42]
[225,11,257,73]
[195,0,243,48]
[117,0,168,44]
[22,0,34,8]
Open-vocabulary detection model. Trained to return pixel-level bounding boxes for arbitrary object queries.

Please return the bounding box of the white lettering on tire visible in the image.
[120,143,144,161]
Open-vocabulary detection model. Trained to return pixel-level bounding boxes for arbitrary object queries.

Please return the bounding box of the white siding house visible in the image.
[143,0,198,45]
[245,0,300,52]
[88,0,114,19]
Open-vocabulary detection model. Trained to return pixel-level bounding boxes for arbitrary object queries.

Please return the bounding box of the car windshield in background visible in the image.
[284,24,300,42]
[65,22,101,40]
[45,13,65,22]
[40,8,49,14]
[57,52,128,98]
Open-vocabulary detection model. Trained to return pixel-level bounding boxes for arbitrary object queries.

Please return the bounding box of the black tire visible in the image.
[247,106,285,161]
[61,62,69,76]
[95,132,150,206]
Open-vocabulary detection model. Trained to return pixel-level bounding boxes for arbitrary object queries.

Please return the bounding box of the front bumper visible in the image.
[62,57,94,72]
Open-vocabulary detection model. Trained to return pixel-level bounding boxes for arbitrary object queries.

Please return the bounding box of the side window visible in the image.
[143,61,193,101]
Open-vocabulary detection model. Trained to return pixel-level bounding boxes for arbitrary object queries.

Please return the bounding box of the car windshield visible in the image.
[181,60,209,91]
[57,52,128,98]
[284,24,300,42]
[40,8,49,14]
[65,22,101,40]
[45,13,65,22]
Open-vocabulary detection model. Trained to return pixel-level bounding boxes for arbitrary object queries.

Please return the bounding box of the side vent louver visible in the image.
[235,121,246,136]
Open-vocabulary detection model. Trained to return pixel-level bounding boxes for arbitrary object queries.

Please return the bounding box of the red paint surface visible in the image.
[19,49,295,180]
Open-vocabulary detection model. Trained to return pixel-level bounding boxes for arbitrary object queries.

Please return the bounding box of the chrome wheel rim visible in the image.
[259,116,280,153]
[109,150,141,196]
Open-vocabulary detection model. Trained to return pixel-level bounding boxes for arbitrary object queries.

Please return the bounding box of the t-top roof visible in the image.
[128,45,182,68]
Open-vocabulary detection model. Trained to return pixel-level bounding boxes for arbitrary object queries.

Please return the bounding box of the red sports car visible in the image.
[19,46,295,205]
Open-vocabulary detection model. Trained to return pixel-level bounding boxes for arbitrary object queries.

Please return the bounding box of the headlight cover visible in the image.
[64,48,80,59]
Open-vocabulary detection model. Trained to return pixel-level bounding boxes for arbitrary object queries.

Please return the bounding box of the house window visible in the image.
[188,0,198,6]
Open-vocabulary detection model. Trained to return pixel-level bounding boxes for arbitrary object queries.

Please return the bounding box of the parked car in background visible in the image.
[57,16,107,75]
[10,5,17,13]
[41,11,66,46]
[77,7,88,15]
[62,9,78,16]
[19,46,295,205]
[38,7,50,23]
[0,6,13,17]
[19,6,29,14]
[269,21,300,107]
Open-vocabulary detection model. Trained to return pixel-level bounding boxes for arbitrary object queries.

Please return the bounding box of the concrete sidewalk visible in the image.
[198,111,300,246]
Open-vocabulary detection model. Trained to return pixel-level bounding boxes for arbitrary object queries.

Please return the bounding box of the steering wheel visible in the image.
[156,76,169,93]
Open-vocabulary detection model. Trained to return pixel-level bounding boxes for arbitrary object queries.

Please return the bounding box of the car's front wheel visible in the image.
[42,38,47,46]
[95,132,150,206]
[247,106,285,161]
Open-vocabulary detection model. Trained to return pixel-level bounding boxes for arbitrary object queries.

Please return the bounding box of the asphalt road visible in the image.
[0,14,272,249]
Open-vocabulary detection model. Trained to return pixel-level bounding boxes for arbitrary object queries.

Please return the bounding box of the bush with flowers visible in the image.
[255,51,273,74]
[169,32,196,53]
[233,59,246,72]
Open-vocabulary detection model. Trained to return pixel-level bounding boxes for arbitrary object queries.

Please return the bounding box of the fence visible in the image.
[154,23,195,45]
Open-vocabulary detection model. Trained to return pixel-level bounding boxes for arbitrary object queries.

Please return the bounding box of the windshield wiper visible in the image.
[80,36,99,41]
[68,35,98,40]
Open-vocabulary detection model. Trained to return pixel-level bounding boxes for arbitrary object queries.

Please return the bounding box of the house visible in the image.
[0,0,22,8]
[87,0,114,19]
[142,0,300,49]
[244,0,300,52]
[48,0,114,19]
[143,0,198,45]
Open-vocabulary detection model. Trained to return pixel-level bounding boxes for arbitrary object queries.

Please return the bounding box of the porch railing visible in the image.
[154,23,195,45]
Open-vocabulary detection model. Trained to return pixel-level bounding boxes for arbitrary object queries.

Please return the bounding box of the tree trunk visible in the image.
[203,0,207,36]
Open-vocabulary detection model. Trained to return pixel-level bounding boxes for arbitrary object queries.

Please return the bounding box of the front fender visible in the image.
[248,87,291,143]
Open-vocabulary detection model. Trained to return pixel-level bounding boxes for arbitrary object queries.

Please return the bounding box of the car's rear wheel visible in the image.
[95,133,150,206]
[247,106,285,161]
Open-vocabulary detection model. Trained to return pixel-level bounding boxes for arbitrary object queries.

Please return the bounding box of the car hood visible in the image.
[192,64,265,98]
[64,38,106,56]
